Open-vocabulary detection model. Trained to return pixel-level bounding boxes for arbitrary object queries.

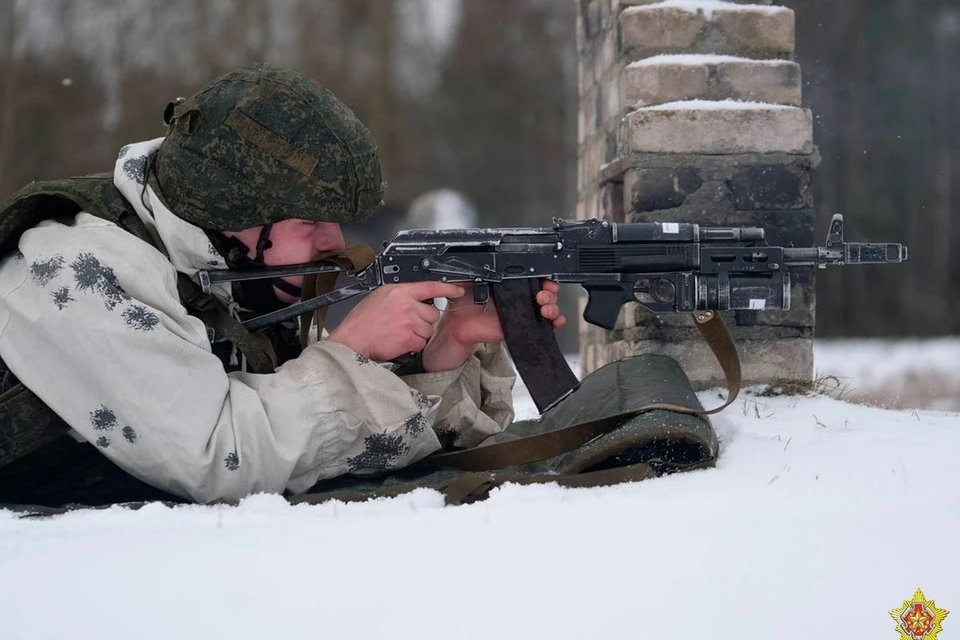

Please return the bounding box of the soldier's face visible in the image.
[225,219,346,303]
[265,219,346,263]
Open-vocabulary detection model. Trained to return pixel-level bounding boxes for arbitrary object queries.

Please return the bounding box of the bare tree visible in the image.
[0,0,18,198]
[929,4,957,327]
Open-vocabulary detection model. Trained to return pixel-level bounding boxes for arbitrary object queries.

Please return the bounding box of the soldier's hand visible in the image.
[535,280,566,329]
[327,282,465,362]
[422,280,565,372]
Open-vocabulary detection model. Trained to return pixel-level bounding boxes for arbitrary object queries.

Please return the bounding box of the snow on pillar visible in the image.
[576,0,819,389]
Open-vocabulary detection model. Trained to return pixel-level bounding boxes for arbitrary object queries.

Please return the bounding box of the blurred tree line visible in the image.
[0,0,956,337]
[797,0,960,337]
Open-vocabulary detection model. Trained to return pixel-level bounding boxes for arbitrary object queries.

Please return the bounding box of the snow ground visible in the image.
[813,338,960,412]
[0,340,958,640]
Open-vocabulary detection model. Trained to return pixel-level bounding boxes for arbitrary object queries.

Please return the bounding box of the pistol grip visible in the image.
[583,283,636,330]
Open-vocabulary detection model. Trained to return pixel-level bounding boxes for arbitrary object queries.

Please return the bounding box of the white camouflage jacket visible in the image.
[0,139,516,503]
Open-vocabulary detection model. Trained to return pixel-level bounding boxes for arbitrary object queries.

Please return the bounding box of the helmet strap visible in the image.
[254,223,274,263]
[270,277,303,299]
[204,227,304,311]
[251,223,300,296]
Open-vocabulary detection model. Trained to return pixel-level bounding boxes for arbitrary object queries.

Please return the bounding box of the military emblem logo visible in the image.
[890,588,949,640]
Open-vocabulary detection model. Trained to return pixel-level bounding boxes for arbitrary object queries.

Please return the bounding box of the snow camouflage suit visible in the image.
[0,167,720,509]
[0,64,720,510]
[0,144,520,505]
[0,65,511,506]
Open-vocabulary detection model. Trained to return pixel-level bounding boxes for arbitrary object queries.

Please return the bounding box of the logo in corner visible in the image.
[890,588,949,640]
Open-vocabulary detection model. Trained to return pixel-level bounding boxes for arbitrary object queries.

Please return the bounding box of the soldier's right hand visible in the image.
[327,282,466,362]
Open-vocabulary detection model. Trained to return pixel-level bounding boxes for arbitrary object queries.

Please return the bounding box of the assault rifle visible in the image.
[199,214,907,413]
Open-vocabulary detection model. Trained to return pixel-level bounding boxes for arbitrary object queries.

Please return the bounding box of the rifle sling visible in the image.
[437,456,718,506]
[414,310,740,473]
[299,245,376,349]
[281,456,718,508]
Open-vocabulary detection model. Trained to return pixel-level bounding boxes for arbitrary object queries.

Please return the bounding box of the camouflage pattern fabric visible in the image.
[150,63,385,231]
[0,433,179,508]
[0,175,142,471]
[292,354,719,505]
[1,354,718,514]
[0,173,130,257]
[0,174,273,486]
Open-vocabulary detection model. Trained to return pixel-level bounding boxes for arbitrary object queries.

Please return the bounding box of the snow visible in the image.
[636,99,796,111]
[816,338,960,389]
[628,54,792,68]
[1,340,958,640]
[814,338,960,411]
[628,0,787,21]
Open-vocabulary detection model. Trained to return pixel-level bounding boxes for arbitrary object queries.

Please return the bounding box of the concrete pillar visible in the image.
[576,0,819,389]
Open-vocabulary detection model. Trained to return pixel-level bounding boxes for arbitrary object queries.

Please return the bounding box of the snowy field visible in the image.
[813,338,960,412]
[1,339,958,639]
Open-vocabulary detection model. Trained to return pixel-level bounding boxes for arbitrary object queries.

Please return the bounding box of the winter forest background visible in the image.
[0,0,957,339]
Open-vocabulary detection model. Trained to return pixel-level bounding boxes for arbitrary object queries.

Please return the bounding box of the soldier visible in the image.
[0,64,564,505]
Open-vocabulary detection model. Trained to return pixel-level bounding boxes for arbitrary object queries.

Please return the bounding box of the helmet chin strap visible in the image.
[254,223,274,262]
[253,223,304,299]
[270,277,303,298]
[207,223,305,305]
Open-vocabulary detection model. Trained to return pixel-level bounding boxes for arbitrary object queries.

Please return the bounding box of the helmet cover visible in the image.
[150,63,384,231]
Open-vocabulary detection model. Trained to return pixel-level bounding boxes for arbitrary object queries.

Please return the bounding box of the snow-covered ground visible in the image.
[1,339,958,639]
[813,338,960,412]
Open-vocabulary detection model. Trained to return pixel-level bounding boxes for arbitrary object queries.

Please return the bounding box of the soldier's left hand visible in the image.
[421,280,565,373]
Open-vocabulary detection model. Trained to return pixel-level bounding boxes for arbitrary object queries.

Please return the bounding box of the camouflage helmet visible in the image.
[149,63,385,231]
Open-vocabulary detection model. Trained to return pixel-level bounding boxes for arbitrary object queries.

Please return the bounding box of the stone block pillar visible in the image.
[576,0,820,389]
